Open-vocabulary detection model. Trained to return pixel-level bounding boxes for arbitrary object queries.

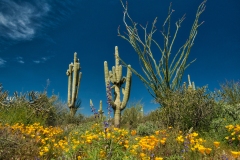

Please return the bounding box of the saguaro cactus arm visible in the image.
[76,72,82,99]
[104,61,116,108]
[115,47,122,83]
[67,63,73,106]
[120,65,132,110]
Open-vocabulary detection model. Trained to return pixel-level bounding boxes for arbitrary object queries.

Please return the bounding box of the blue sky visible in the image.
[0,0,239,116]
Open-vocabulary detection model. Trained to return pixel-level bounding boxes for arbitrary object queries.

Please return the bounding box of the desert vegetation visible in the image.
[0,0,239,159]
[0,80,240,159]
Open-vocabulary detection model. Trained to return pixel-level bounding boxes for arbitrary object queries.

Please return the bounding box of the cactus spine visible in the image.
[104,46,132,128]
[66,52,82,116]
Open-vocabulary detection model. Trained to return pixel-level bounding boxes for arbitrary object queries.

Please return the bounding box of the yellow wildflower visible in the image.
[198,146,205,154]
[140,152,146,157]
[39,151,44,156]
[131,130,137,136]
[231,151,240,159]
[160,139,166,145]
[176,135,184,143]
[205,148,212,154]
[213,141,220,148]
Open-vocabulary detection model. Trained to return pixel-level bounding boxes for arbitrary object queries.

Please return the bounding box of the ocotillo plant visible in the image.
[66,52,82,116]
[104,46,132,128]
[118,0,206,107]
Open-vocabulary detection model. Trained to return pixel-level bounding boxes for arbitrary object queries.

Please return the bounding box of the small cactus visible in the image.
[90,99,104,119]
[187,74,195,91]
[104,46,132,128]
[98,100,104,120]
[66,52,82,116]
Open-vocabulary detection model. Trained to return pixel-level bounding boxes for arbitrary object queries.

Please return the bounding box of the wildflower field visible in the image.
[1,79,240,159]
[0,120,239,159]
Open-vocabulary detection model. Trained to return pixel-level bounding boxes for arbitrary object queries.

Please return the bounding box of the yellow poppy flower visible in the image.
[213,141,220,148]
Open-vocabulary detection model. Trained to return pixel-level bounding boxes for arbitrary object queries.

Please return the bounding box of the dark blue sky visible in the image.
[0,0,239,116]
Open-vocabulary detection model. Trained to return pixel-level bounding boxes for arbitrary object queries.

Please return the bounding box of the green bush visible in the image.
[210,80,240,133]
[219,80,240,122]
[0,88,76,127]
[0,103,47,125]
[220,80,240,105]
[49,100,85,127]
[157,86,218,131]
[121,101,143,130]
[141,109,164,129]
[137,121,157,136]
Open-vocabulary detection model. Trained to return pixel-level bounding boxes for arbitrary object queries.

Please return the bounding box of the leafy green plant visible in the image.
[137,121,157,136]
[219,80,240,122]
[157,86,218,131]
[0,103,47,125]
[141,109,163,129]
[220,80,240,105]
[50,99,85,127]
[210,80,240,133]
[121,100,144,129]
[0,87,71,127]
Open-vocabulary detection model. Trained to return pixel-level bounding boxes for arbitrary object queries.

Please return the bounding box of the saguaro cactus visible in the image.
[104,46,132,128]
[187,74,196,91]
[90,99,104,119]
[98,100,104,120]
[66,52,82,116]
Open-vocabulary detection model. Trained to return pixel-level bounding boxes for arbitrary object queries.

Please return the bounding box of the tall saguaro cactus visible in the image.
[66,52,82,116]
[104,46,132,128]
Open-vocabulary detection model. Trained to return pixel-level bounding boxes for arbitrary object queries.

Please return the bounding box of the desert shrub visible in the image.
[121,101,144,129]
[210,102,240,134]
[0,88,68,126]
[219,80,240,122]
[210,80,240,133]
[157,86,218,131]
[53,110,85,127]
[0,127,40,159]
[220,80,240,105]
[49,99,85,127]
[137,121,158,136]
[141,109,164,129]
[0,103,48,125]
